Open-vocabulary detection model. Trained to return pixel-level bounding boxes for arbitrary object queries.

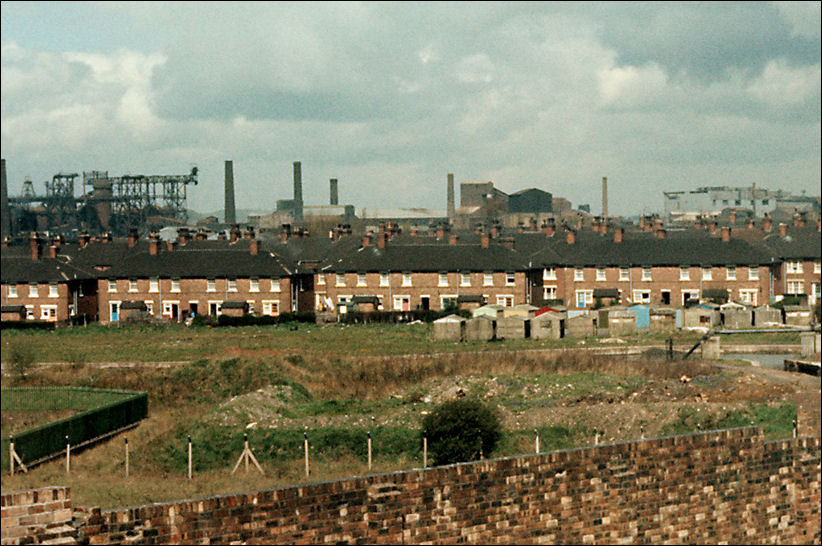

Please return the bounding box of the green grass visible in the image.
[660,402,796,440]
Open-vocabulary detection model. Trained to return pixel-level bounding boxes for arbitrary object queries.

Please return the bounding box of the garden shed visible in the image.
[753,305,783,327]
[432,314,466,342]
[531,311,564,339]
[496,316,530,339]
[465,316,496,341]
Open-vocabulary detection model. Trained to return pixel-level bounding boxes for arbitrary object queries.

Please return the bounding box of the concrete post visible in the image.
[701,336,721,360]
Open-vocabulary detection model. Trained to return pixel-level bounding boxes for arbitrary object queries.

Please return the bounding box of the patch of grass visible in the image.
[660,402,796,440]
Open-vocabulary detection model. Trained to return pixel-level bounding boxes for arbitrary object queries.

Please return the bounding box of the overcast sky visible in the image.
[2,1,820,218]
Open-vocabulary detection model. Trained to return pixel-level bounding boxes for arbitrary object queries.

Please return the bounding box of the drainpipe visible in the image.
[628,265,633,304]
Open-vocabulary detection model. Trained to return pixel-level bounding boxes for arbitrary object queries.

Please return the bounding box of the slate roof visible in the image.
[758,225,821,260]
[0,255,96,283]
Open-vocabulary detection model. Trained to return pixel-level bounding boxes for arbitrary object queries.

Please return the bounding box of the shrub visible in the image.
[421,398,502,466]
[8,341,37,378]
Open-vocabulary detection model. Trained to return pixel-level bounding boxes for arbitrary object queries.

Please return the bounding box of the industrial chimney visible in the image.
[293,161,303,223]
[447,173,455,222]
[1,159,11,240]
[224,160,236,225]
[330,178,338,206]
[601,176,608,219]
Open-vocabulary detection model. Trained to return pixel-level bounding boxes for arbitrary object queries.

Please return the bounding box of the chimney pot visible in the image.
[566,229,576,245]
[721,226,731,242]
[778,222,787,238]
[481,232,490,248]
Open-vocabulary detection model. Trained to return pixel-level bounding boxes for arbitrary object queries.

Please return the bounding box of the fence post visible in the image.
[367,431,372,471]
[187,436,192,480]
[304,429,310,477]
[535,429,540,453]
[640,425,645,440]
[66,435,70,474]
[423,436,427,468]
[594,430,599,446]
[10,436,14,475]
[793,419,797,438]
[125,437,129,478]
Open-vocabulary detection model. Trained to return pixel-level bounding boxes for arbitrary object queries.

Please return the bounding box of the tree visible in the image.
[421,398,502,466]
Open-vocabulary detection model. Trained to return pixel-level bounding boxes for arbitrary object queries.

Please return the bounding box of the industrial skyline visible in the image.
[1,2,820,217]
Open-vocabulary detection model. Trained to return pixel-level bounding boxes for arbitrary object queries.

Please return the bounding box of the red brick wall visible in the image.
[73,428,820,545]
[1,486,74,545]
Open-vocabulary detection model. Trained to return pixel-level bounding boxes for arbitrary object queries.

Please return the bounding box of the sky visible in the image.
[1,1,820,218]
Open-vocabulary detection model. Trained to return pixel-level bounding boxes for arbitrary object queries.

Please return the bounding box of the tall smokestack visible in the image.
[601,176,608,219]
[447,173,455,222]
[1,159,11,239]
[224,160,236,225]
[293,161,303,223]
[330,178,338,205]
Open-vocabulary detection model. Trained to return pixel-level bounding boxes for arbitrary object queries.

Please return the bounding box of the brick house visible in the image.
[758,222,822,307]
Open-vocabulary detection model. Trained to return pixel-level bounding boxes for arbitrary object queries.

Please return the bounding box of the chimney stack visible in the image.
[729,209,737,225]
[614,227,623,243]
[293,161,303,223]
[721,226,731,242]
[449,234,459,245]
[330,178,338,205]
[250,238,259,255]
[30,232,42,260]
[481,232,490,248]
[542,220,555,237]
[377,232,387,249]
[566,228,576,245]
[447,173,455,222]
[79,232,90,248]
[763,214,772,232]
[436,224,445,240]
[655,228,666,239]
[1,159,11,240]
[279,224,292,244]
[778,222,787,238]
[48,244,59,258]
[601,176,608,219]
[128,229,138,248]
[166,240,175,252]
[149,232,159,255]
[224,160,236,225]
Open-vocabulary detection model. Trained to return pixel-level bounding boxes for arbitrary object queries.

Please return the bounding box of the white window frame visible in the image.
[632,289,651,304]
[739,289,758,305]
[726,266,736,281]
[357,273,368,287]
[207,279,216,292]
[380,272,390,287]
[814,261,821,274]
[543,267,557,281]
[438,272,449,287]
[270,278,281,292]
[144,301,154,316]
[460,272,471,287]
[681,289,700,306]
[505,272,516,286]
[440,294,458,310]
[574,267,584,281]
[149,278,160,293]
[496,294,514,307]
[262,300,280,316]
[641,267,652,281]
[619,267,629,281]
[702,267,712,281]
[392,295,410,311]
[108,279,117,293]
[40,305,57,321]
[680,266,690,281]
[228,278,238,292]
[25,305,34,320]
[249,278,260,292]
[575,289,594,308]
[8,285,18,298]
[162,300,180,317]
[786,261,803,274]
[170,278,181,293]
[483,272,494,286]
[786,280,804,295]
[336,273,346,287]
[748,267,759,281]
[208,300,223,316]
[128,279,138,293]
[402,272,412,287]
[543,285,557,300]
[317,273,326,286]
[596,267,607,282]
[48,283,59,298]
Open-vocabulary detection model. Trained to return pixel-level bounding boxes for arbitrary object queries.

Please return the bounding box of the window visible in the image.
[438,272,449,287]
[543,286,557,300]
[641,267,652,281]
[108,279,117,293]
[786,261,803,274]
[619,267,629,281]
[162,300,180,317]
[726,266,736,281]
[270,278,280,292]
[680,267,690,281]
[739,289,758,305]
[440,295,457,310]
[574,267,584,281]
[596,267,606,281]
[336,273,346,287]
[317,273,326,286]
[208,301,222,316]
[505,272,516,286]
[170,279,181,293]
[150,278,160,293]
[29,283,39,297]
[128,279,138,293]
[8,285,18,298]
[543,267,556,280]
[40,305,57,321]
[681,289,700,306]
[632,290,651,304]
[249,278,259,292]
[787,280,804,295]
[355,273,366,287]
[575,289,594,308]
[748,267,759,281]
[496,295,514,307]
[144,301,154,315]
[380,273,390,287]
[814,261,821,274]
[460,272,471,287]
[483,272,493,286]
[228,278,238,292]
[702,267,712,281]
[204,279,215,292]
[262,300,280,316]
[49,283,59,297]
[402,272,412,287]
[392,295,410,311]
[25,305,34,320]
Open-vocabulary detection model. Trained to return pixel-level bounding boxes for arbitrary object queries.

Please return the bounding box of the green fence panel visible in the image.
[2,387,147,472]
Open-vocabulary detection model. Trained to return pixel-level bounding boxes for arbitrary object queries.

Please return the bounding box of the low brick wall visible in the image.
[1,486,75,545]
[69,427,820,545]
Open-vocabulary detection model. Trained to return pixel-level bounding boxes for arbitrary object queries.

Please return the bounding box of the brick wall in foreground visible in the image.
[1,486,76,545]
[69,427,819,545]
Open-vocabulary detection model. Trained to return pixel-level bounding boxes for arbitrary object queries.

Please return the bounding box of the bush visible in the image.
[8,341,37,378]
[421,398,502,466]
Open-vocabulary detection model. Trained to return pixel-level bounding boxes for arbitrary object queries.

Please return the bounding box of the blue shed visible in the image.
[628,304,650,329]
